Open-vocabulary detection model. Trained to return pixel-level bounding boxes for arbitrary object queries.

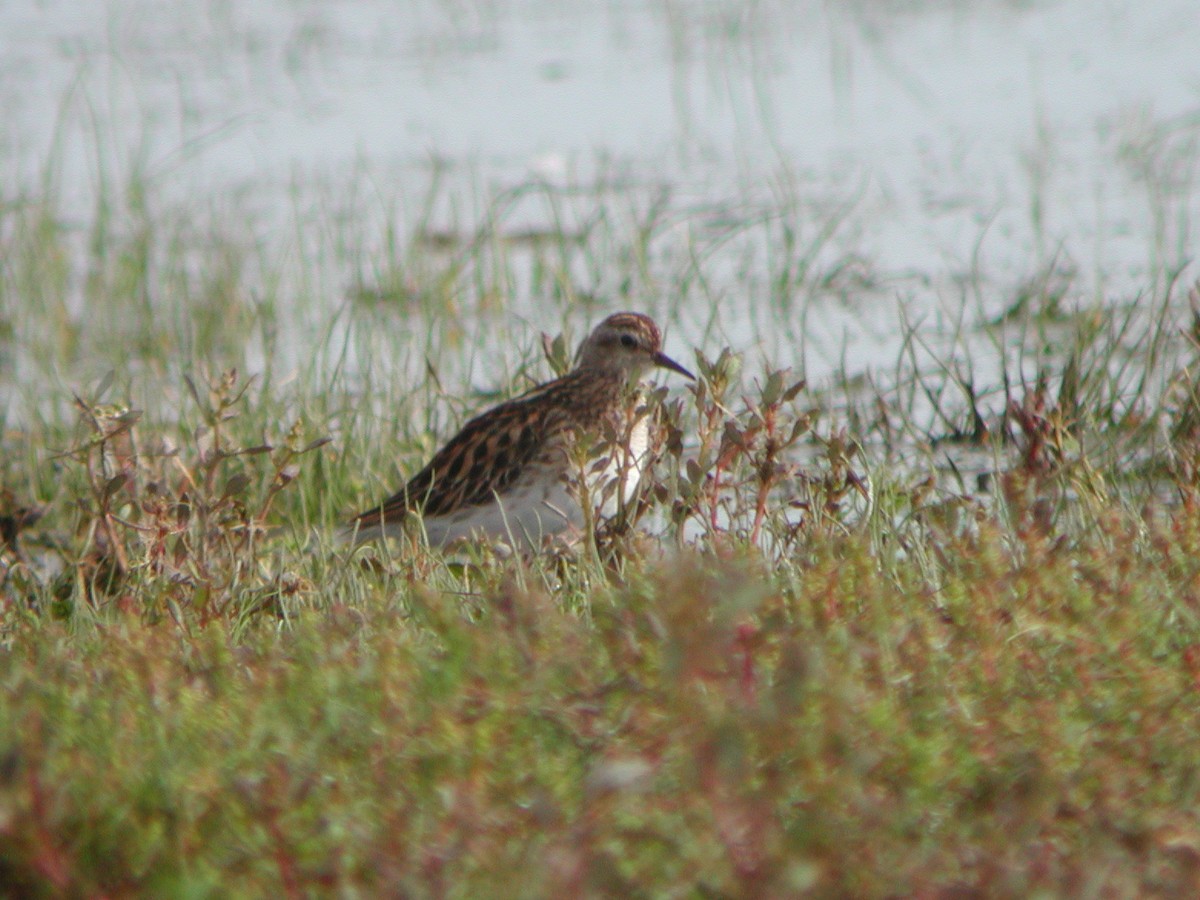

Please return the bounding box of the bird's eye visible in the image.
[620,334,638,349]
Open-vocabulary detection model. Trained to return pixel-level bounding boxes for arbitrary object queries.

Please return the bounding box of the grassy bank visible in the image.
[3,496,1200,895]
[3,134,1200,896]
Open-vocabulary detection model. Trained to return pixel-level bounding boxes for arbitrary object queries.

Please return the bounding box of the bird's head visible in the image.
[576,312,694,384]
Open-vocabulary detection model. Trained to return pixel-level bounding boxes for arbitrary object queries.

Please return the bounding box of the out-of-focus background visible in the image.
[4,0,1197,405]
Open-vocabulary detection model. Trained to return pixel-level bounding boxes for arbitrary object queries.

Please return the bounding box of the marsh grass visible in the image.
[3,121,1200,896]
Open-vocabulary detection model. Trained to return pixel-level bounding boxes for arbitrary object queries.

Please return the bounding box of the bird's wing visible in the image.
[350,394,568,532]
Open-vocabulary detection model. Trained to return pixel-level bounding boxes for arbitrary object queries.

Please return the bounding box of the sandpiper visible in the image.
[347,312,694,551]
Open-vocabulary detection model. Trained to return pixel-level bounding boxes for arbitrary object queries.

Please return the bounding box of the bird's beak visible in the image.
[652,351,695,380]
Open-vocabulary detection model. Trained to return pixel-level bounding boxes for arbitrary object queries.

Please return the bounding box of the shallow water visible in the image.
[2,0,1198,415]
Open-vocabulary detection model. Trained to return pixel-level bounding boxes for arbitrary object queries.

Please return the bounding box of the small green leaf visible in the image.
[222,474,251,498]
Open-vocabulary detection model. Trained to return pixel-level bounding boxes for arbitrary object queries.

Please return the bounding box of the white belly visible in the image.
[420,477,581,551]
[584,410,651,520]
[422,408,653,552]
